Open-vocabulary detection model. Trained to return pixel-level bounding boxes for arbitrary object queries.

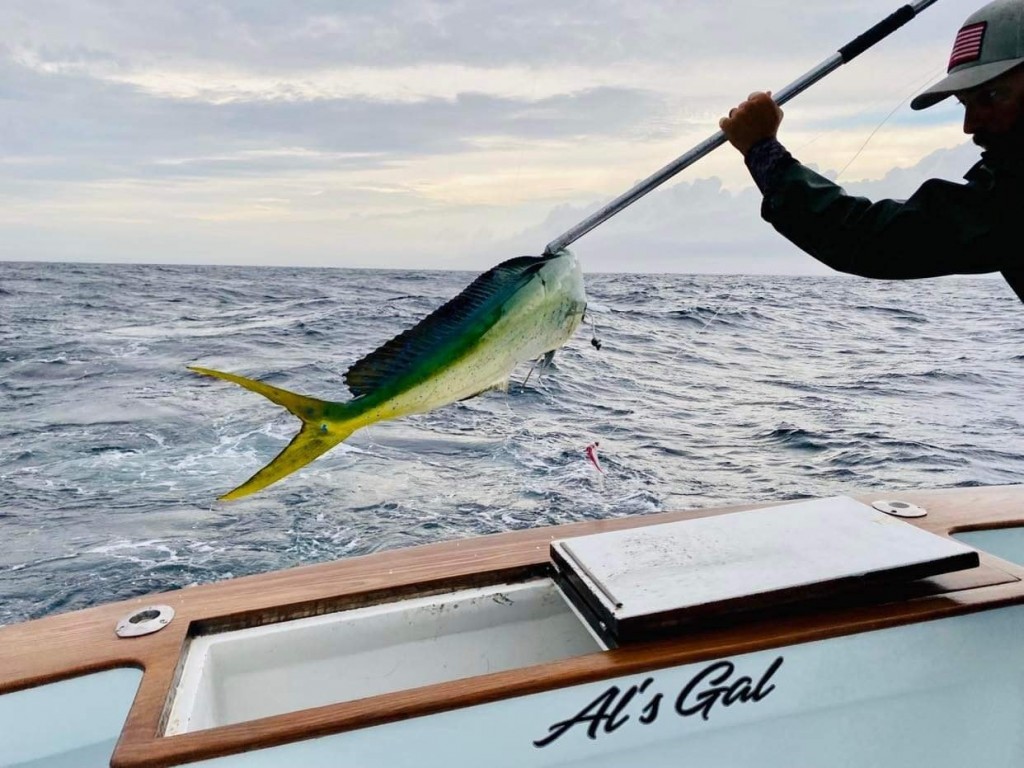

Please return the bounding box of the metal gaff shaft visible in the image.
[543,0,941,255]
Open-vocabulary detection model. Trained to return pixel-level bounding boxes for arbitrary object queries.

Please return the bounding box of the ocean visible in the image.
[1,260,1021,627]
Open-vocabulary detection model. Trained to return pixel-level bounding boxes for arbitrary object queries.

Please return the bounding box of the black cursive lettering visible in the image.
[639,692,662,724]
[752,656,783,701]
[533,686,621,747]
[675,661,735,720]
[532,677,656,747]
[535,656,784,747]
[676,657,784,721]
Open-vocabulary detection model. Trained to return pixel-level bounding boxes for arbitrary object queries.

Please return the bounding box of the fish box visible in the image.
[164,578,604,734]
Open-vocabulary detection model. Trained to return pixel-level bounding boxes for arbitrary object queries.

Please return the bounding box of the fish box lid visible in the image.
[550,496,979,644]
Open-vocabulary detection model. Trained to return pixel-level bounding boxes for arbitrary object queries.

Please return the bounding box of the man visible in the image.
[718,0,1024,303]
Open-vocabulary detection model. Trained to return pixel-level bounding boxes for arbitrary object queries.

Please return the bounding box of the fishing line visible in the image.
[835,101,910,179]
[791,64,947,170]
[835,66,948,179]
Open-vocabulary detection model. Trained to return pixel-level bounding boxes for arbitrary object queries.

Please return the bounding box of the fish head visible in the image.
[541,248,588,333]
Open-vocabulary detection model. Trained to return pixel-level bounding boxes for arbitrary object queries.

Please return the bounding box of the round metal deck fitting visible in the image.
[116,604,175,638]
[872,500,927,518]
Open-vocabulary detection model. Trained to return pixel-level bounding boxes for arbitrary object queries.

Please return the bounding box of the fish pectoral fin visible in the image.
[219,421,351,501]
[519,350,557,392]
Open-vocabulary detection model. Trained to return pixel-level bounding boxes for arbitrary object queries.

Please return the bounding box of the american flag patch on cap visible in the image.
[948,22,986,70]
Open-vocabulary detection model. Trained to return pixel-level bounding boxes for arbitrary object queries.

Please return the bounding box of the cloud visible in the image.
[0,0,980,270]
[2,48,665,183]
[2,0,962,69]
[488,141,983,275]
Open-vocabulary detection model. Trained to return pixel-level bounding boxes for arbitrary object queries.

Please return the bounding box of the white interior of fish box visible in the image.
[552,496,980,643]
[164,578,604,734]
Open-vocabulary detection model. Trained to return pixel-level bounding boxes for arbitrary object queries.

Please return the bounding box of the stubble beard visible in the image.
[973,109,1024,159]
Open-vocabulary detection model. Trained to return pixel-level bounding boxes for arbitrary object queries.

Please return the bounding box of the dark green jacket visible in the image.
[761,152,1024,303]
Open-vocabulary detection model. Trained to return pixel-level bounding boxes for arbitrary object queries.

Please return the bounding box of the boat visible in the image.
[2,483,1024,767]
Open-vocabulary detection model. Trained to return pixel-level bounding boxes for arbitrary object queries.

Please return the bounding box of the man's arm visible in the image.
[762,160,1002,279]
[720,92,1005,279]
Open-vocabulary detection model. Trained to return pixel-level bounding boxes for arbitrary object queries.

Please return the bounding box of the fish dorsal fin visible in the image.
[344,255,550,398]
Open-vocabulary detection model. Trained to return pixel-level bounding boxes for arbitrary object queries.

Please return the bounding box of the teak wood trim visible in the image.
[1,485,1023,767]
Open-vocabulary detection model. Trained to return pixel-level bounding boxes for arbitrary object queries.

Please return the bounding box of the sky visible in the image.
[0,0,986,274]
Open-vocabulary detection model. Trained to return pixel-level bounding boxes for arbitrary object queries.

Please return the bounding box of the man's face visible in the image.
[956,65,1024,153]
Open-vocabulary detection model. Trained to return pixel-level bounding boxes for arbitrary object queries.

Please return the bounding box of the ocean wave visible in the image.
[756,423,828,452]
[853,304,928,322]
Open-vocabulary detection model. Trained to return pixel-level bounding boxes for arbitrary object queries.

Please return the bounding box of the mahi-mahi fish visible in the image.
[190,249,587,500]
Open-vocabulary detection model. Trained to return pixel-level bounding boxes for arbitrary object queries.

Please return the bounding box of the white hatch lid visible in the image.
[550,496,979,642]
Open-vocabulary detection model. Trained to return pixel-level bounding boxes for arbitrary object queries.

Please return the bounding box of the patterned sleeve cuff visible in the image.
[744,137,794,195]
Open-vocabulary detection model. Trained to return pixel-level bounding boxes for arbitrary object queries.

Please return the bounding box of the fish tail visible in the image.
[189,366,357,501]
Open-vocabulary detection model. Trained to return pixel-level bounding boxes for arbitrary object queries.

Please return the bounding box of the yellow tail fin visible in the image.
[189,366,355,500]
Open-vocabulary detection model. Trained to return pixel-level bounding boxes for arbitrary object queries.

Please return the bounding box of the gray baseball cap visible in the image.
[911,0,1024,110]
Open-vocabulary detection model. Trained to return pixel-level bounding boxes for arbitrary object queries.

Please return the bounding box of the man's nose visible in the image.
[963,104,984,135]
[962,101,995,135]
